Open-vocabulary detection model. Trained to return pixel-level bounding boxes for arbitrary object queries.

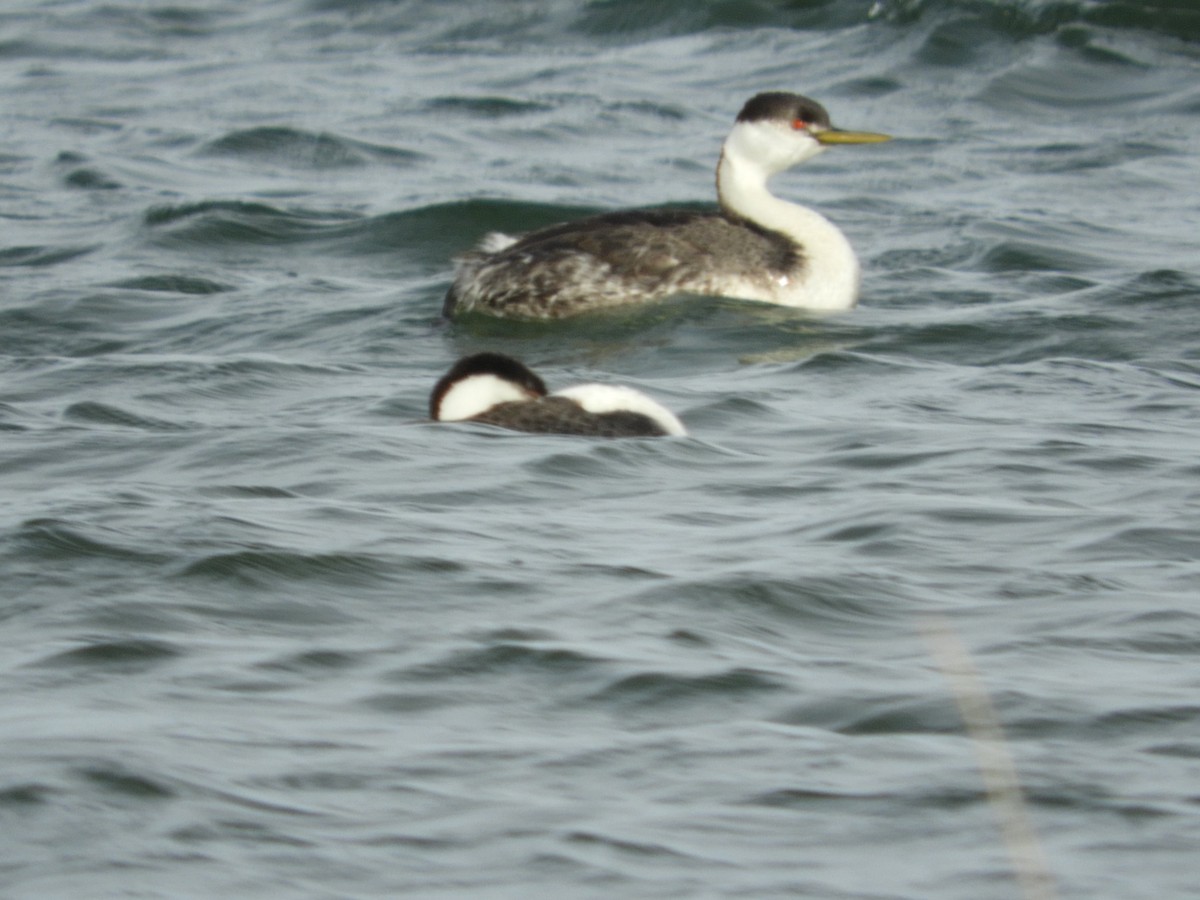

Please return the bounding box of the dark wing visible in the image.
[445,208,800,318]
[471,397,669,438]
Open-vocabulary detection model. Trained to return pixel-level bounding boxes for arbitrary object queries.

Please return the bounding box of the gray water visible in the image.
[3,1,1200,897]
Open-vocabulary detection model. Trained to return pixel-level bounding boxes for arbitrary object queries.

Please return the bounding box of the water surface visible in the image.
[3,1,1200,897]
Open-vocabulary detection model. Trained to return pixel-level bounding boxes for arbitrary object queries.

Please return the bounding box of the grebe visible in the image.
[443,92,890,319]
[430,353,686,438]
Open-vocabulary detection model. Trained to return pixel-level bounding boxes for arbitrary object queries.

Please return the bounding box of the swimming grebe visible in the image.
[443,92,890,319]
[430,353,686,438]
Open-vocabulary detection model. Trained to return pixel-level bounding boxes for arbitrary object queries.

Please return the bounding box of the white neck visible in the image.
[436,373,532,421]
[716,122,861,310]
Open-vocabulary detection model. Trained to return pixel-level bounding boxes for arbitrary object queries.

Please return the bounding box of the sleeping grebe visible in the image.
[430,353,686,438]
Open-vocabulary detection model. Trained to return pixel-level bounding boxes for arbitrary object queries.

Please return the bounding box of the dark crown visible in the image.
[736,92,831,128]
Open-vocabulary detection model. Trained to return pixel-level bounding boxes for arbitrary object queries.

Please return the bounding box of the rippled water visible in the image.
[3,0,1200,897]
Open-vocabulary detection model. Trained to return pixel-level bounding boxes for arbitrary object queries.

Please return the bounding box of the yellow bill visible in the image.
[815,129,892,145]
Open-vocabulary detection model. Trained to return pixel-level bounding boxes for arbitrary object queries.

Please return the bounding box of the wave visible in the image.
[175,548,396,588]
[32,638,182,672]
[104,274,234,294]
[142,200,344,248]
[0,244,97,268]
[10,518,167,566]
[200,126,423,170]
[299,0,1198,43]
[590,667,784,709]
[62,400,189,431]
[140,197,600,261]
[403,641,605,680]
[873,0,1200,41]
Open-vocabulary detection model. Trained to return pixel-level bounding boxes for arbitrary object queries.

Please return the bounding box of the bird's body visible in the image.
[443,92,889,319]
[466,393,677,439]
[429,353,686,438]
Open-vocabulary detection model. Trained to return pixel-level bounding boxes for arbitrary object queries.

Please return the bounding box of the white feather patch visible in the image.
[477,232,519,254]
[553,384,687,436]
[437,373,534,421]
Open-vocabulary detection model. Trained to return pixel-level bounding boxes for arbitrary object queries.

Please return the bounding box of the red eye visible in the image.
[791,119,808,130]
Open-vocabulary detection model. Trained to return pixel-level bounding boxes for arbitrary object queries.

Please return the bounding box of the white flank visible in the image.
[553,384,688,436]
